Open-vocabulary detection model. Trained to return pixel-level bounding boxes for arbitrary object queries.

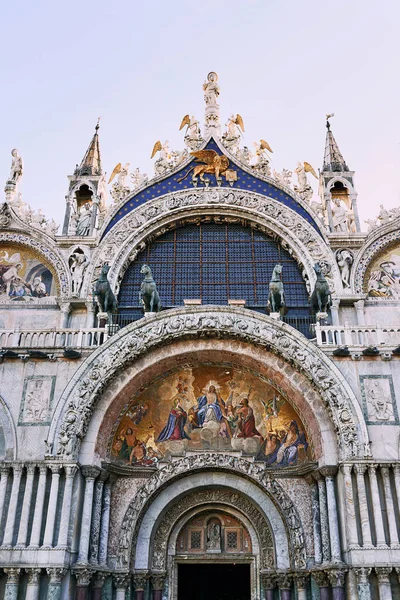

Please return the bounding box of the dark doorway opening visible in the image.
[178,563,251,600]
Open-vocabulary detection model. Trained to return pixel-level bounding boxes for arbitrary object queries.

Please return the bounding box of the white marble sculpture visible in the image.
[76,203,93,236]
[180,115,202,150]
[110,163,131,203]
[70,252,89,296]
[336,249,353,289]
[222,114,244,153]
[294,162,316,202]
[273,169,292,187]
[203,72,221,136]
[331,198,348,233]
[151,140,174,176]
[203,72,220,106]
[8,149,23,185]
[130,168,149,190]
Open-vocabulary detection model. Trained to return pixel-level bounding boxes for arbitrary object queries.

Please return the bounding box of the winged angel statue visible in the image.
[294,161,318,202]
[178,150,230,184]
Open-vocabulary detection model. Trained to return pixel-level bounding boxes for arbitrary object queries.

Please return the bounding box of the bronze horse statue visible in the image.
[311,263,332,313]
[267,264,286,313]
[94,263,117,314]
[140,264,161,313]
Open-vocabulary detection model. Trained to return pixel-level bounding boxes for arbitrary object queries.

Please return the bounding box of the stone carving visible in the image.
[361,376,397,423]
[70,251,88,296]
[273,169,292,188]
[130,168,149,190]
[110,163,131,203]
[180,115,203,150]
[365,204,400,232]
[355,229,400,294]
[46,568,67,584]
[76,203,93,236]
[335,249,353,289]
[94,263,118,314]
[116,453,305,570]
[294,162,316,202]
[140,264,161,313]
[331,198,348,233]
[7,149,23,186]
[98,187,337,299]
[0,203,11,227]
[252,141,272,177]
[203,72,221,136]
[151,141,175,177]
[54,307,365,460]
[222,114,244,153]
[20,376,54,424]
[203,72,220,106]
[310,263,332,314]
[151,488,274,570]
[206,520,221,552]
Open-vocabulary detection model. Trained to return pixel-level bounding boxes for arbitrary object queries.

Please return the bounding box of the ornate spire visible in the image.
[322,116,348,172]
[75,119,102,176]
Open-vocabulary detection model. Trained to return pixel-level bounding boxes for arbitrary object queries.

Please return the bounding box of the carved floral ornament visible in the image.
[116,454,306,571]
[89,188,340,297]
[0,231,69,297]
[51,307,369,460]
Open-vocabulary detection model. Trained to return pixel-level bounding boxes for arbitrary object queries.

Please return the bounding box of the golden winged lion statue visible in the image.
[177,150,230,183]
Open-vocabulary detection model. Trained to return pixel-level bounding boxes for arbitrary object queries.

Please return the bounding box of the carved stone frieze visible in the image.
[115,453,306,571]
[151,488,274,571]
[354,227,400,294]
[91,187,338,298]
[52,307,368,461]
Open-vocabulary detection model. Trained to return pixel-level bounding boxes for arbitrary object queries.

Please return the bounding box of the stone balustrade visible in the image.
[0,327,108,350]
[315,323,400,348]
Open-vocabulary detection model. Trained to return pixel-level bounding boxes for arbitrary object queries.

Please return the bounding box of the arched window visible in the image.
[118,223,311,335]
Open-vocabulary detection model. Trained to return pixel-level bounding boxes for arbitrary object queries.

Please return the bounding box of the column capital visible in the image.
[4,568,21,583]
[38,464,48,475]
[26,568,42,584]
[81,465,101,480]
[85,300,96,312]
[46,568,67,584]
[340,463,353,475]
[312,569,330,588]
[0,464,10,476]
[354,299,365,310]
[354,463,368,476]
[375,567,392,584]
[292,572,309,590]
[319,465,338,478]
[133,571,149,591]
[98,469,110,483]
[380,465,391,475]
[275,572,292,590]
[59,302,71,314]
[11,463,24,475]
[260,571,276,590]
[92,571,109,588]
[65,465,78,478]
[151,572,167,591]
[48,464,62,475]
[354,567,372,585]
[327,568,347,588]
[331,297,340,309]
[73,568,93,587]
[113,572,131,589]
[26,463,37,475]
[367,463,378,473]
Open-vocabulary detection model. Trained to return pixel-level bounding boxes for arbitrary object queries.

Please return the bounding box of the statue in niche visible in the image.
[8,149,23,185]
[203,71,220,106]
[336,249,353,289]
[331,198,348,232]
[206,520,221,552]
[70,252,89,296]
[76,203,93,236]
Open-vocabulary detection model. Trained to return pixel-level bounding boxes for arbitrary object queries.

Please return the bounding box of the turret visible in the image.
[319,116,360,233]
[62,120,107,237]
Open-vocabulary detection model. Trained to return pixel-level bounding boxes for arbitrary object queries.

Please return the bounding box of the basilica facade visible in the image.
[0,73,400,599]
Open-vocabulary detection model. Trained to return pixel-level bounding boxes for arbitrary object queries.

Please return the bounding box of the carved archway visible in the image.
[49,307,369,461]
[88,189,341,298]
[115,459,305,572]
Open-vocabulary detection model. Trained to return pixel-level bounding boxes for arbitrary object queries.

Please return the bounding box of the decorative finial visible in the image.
[96,116,101,131]
[326,113,334,130]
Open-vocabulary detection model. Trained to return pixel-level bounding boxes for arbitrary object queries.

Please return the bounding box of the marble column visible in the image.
[74,569,92,600]
[85,300,96,328]
[4,568,20,600]
[43,465,61,547]
[314,472,331,562]
[29,465,47,548]
[312,570,330,600]
[354,300,366,326]
[92,572,108,600]
[90,471,108,565]
[328,569,347,600]
[58,465,77,548]
[77,466,100,564]
[0,465,9,539]
[276,572,292,600]
[376,567,393,600]
[133,572,149,600]
[341,464,359,548]
[293,573,308,600]
[16,464,36,547]
[309,478,322,564]
[355,567,372,600]
[393,465,400,501]
[3,465,23,546]
[368,464,386,546]
[381,466,399,547]
[25,569,42,600]
[98,475,115,566]
[354,464,373,547]
[59,302,71,328]
[322,467,341,562]
[260,572,275,600]
[46,568,66,600]
[114,573,131,600]
[330,297,340,326]
[151,572,166,600]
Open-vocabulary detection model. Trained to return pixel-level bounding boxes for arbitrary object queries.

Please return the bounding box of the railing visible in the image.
[315,324,400,348]
[0,328,108,350]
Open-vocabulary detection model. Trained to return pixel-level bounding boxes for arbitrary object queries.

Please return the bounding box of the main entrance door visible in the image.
[178,564,251,600]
